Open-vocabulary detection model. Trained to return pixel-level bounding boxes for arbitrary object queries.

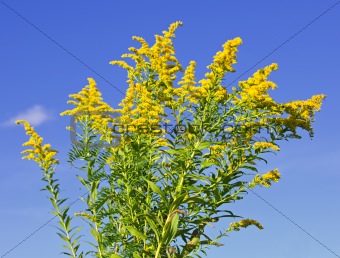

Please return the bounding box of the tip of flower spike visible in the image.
[15,120,26,125]
[87,78,96,86]
[270,63,278,70]
[173,21,183,26]
[15,120,32,131]
[228,219,264,231]
[164,21,184,37]
[233,37,243,45]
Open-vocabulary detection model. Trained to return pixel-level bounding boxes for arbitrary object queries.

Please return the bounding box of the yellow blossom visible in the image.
[207,37,242,76]
[209,144,227,159]
[238,64,278,106]
[178,61,196,87]
[229,219,263,231]
[262,169,280,182]
[60,78,117,141]
[174,61,204,106]
[249,169,280,188]
[111,21,183,88]
[259,94,326,139]
[253,141,280,151]
[197,37,241,103]
[116,82,165,133]
[282,94,326,128]
[60,78,114,117]
[16,120,59,169]
[154,137,171,147]
[111,22,187,130]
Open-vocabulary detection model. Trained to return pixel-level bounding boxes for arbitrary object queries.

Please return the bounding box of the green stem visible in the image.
[155,242,163,258]
[44,170,79,258]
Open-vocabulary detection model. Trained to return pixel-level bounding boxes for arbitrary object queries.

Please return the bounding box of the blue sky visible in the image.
[1,0,340,257]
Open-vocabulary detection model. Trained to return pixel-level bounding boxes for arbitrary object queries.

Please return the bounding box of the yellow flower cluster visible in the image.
[238,120,267,140]
[153,137,171,147]
[229,219,264,231]
[282,94,325,127]
[150,21,183,84]
[111,21,183,87]
[109,22,325,142]
[253,141,280,151]
[206,37,242,78]
[209,144,227,159]
[262,168,280,182]
[238,63,278,107]
[111,22,187,129]
[110,23,245,126]
[260,94,326,138]
[233,63,325,138]
[61,78,114,117]
[117,82,165,132]
[174,61,202,105]
[16,120,59,169]
[199,37,242,102]
[178,61,196,87]
[249,168,281,188]
[60,78,116,140]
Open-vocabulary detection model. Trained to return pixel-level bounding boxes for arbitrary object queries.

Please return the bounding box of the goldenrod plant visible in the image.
[17,22,325,258]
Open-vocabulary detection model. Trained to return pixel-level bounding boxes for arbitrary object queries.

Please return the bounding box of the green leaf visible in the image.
[133,252,142,258]
[145,216,160,243]
[110,254,123,258]
[201,160,215,168]
[56,232,68,242]
[125,226,147,240]
[195,141,213,150]
[144,179,167,202]
[169,193,187,212]
[164,149,178,155]
[163,213,179,245]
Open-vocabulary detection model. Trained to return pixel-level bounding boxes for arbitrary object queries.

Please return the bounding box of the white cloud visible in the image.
[2,105,52,127]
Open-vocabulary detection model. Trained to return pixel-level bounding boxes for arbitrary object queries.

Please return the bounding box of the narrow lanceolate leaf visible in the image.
[145,216,161,243]
[110,254,123,258]
[133,252,142,258]
[195,141,213,150]
[144,178,167,202]
[169,193,187,213]
[125,226,147,240]
[164,149,178,155]
[163,212,179,246]
[201,160,216,168]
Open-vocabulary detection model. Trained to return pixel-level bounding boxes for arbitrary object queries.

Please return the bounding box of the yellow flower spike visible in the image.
[154,138,170,147]
[132,36,149,50]
[253,141,280,151]
[209,144,227,159]
[262,168,280,183]
[60,78,116,140]
[16,120,59,169]
[283,94,326,120]
[228,219,263,231]
[238,63,278,107]
[264,94,326,138]
[109,60,134,72]
[196,37,242,104]
[178,61,197,87]
[116,79,169,131]
[174,61,203,106]
[61,78,114,117]
[207,37,242,76]
[249,169,281,188]
[163,21,183,38]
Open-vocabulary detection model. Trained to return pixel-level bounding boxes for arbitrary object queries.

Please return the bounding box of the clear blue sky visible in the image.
[1,1,340,257]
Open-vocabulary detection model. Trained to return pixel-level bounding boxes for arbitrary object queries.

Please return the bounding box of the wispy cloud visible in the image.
[1,105,52,127]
